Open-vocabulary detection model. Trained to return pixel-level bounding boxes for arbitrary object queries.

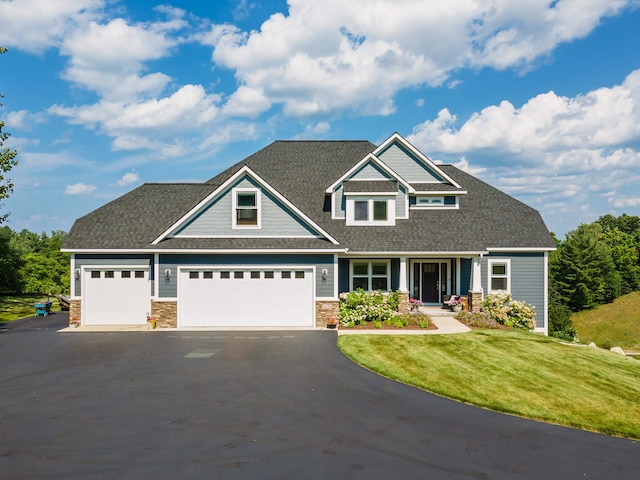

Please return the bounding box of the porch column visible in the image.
[469,256,484,313]
[399,257,408,292]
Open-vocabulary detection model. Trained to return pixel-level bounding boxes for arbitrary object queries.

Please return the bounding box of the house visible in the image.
[62,133,556,333]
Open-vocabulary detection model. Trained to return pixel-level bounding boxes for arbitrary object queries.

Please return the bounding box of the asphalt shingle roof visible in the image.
[63,140,555,252]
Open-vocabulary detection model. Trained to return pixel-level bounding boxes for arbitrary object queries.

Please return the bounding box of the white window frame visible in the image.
[232,187,261,229]
[345,196,395,226]
[487,258,511,293]
[349,260,391,292]
[411,195,459,210]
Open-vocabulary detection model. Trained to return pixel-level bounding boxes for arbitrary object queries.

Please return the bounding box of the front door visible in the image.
[422,263,439,303]
[413,261,451,304]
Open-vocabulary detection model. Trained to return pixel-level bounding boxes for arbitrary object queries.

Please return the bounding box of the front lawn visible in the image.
[338,330,640,439]
[0,295,62,322]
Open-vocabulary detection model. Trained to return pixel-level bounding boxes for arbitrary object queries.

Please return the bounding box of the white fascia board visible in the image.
[151,165,340,246]
[341,250,488,257]
[486,247,557,252]
[325,153,415,194]
[373,132,463,189]
[63,248,346,254]
[343,191,399,196]
[413,190,468,195]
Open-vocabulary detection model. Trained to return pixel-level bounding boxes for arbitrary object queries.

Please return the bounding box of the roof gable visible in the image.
[325,153,414,193]
[153,166,340,245]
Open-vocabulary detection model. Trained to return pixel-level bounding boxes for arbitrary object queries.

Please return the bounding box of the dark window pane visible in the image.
[354,200,368,221]
[264,271,274,279]
[105,271,115,279]
[237,209,258,225]
[353,263,368,275]
[353,277,369,290]
[491,278,507,291]
[91,271,100,279]
[203,271,213,279]
[220,271,230,279]
[189,271,199,279]
[251,271,260,279]
[121,271,131,278]
[234,271,244,279]
[371,277,388,291]
[492,264,506,275]
[372,263,387,275]
[237,192,256,207]
[135,270,145,278]
[282,271,291,279]
[373,200,387,221]
[295,271,305,279]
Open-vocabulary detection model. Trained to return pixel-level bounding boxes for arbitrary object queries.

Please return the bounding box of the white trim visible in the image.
[70,254,77,297]
[543,252,549,336]
[486,247,556,252]
[410,204,459,210]
[412,189,468,195]
[172,234,323,239]
[151,165,340,246]
[232,187,261,229]
[373,133,463,188]
[64,248,346,254]
[349,259,391,291]
[346,196,396,226]
[487,258,511,294]
[342,250,488,257]
[154,253,160,298]
[343,191,399,196]
[325,153,415,194]
[333,254,339,299]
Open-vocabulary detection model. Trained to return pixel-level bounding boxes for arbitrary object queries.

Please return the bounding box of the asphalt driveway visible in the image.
[1,314,638,479]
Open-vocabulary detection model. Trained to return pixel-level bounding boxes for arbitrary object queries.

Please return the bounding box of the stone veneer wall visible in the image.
[69,300,81,325]
[151,301,177,328]
[315,300,339,327]
[398,291,410,313]
[468,291,482,313]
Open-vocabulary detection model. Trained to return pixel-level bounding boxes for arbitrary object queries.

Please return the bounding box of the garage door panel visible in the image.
[179,268,314,327]
[84,269,150,325]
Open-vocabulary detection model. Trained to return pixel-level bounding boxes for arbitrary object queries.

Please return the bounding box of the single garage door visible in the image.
[179,267,314,327]
[83,267,150,325]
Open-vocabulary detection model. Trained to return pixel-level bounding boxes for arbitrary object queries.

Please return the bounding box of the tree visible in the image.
[1,46,19,224]
[0,226,24,293]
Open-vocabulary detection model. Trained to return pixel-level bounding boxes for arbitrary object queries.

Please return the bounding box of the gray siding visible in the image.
[349,162,392,181]
[176,177,319,238]
[481,253,546,329]
[396,186,407,218]
[378,142,443,183]
[334,186,346,218]
[159,253,335,298]
[74,254,153,296]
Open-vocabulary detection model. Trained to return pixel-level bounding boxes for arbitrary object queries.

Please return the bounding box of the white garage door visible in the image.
[179,267,314,327]
[83,267,150,325]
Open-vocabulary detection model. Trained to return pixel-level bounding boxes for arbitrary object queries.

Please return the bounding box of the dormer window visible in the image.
[233,188,261,228]
[346,197,395,225]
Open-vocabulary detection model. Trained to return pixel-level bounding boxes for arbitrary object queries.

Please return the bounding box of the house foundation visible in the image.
[151,301,177,328]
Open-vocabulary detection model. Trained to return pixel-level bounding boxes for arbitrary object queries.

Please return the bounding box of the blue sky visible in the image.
[1,0,639,238]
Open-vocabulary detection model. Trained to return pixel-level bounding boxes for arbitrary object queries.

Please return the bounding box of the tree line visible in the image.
[0,227,69,295]
[549,213,640,339]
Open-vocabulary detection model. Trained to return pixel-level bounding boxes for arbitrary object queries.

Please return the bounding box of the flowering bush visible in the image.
[409,297,423,311]
[482,291,536,330]
[339,289,400,327]
[454,311,500,329]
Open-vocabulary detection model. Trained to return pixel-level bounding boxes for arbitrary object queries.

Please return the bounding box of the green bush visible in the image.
[549,304,577,341]
[482,291,536,330]
[339,289,401,326]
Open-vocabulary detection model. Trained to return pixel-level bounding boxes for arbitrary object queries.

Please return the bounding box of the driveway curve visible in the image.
[1,315,638,479]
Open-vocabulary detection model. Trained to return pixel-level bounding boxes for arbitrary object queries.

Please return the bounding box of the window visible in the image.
[189,271,199,279]
[351,261,390,291]
[105,270,115,279]
[220,271,230,279]
[282,271,291,279]
[251,271,260,279]
[234,271,244,279]
[488,259,511,293]
[264,271,274,279]
[233,189,260,228]
[135,271,145,278]
[203,271,213,279]
[295,271,305,279]
[121,270,131,278]
[91,271,100,279]
[346,197,394,225]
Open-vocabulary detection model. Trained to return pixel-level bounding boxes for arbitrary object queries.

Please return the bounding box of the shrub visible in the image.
[455,311,500,329]
[339,289,401,326]
[549,304,577,341]
[482,291,536,330]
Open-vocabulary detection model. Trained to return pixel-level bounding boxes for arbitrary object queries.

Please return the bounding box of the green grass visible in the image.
[572,291,640,351]
[0,295,62,322]
[338,330,640,439]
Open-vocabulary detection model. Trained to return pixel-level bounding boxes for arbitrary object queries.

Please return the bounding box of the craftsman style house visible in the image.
[62,133,556,332]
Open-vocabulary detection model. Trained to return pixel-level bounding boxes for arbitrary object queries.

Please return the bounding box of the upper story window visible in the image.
[346,197,395,226]
[233,188,261,228]
[411,195,458,209]
[488,259,511,293]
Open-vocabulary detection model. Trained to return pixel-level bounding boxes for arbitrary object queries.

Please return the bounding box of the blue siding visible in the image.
[377,142,445,183]
[459,258,472,293]
[175,177,319,238]
[74,254,153,296]
[159,253,335,298]
[481,253,546,329]
[338,258,350,292]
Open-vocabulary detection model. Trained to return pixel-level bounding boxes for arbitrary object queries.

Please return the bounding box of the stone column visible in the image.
[151,301,177,328]
[468,256,484,313]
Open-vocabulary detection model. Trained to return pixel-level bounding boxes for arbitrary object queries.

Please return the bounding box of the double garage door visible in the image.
[179,267,314,327]
[83,267,150,325]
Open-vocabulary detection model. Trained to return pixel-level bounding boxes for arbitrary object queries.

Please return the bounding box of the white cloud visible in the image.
[202,0,634,118]
[65,182,97,195]
[116,172,140,187]
[6,110,47,129]
[407,69,640,234]
[0,0,103,53]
